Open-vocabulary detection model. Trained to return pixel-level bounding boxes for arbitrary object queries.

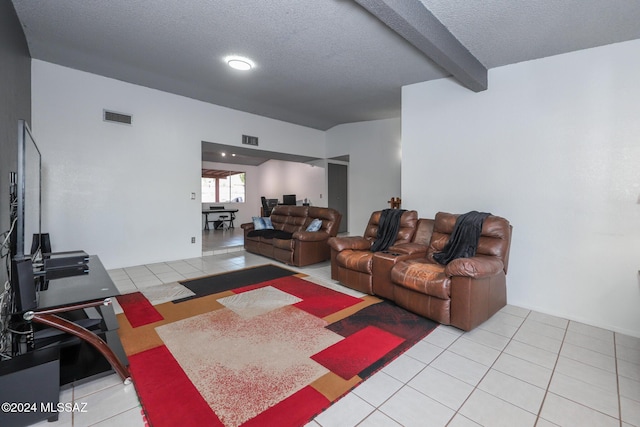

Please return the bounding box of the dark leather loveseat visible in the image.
[328,211,512,331]
[241,205,342,267]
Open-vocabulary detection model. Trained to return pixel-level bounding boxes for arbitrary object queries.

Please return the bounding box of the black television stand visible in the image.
[31,255,130,385]
[0,255,130,426]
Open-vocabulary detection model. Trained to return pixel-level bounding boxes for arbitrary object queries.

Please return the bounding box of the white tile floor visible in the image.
[32,251,640,427]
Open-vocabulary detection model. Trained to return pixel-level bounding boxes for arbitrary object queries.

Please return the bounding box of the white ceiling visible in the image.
[12,0,640,131]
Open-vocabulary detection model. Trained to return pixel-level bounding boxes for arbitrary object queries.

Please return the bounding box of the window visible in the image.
[202,169,245,203]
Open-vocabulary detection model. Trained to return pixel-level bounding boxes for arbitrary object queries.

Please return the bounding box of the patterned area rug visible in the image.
[116,265,438,427]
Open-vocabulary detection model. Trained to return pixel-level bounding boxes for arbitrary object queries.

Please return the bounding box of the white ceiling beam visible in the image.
[354,0,488,92]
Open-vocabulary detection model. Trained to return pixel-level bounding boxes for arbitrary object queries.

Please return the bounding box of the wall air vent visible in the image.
[103,110,132,125]
[242,134,259,146]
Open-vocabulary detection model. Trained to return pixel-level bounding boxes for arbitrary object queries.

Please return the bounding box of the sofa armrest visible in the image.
[445,255,504,279]
[293,231,330,242]
[327,236,372,252]
[387,242,428,256]
[240,222,254,231]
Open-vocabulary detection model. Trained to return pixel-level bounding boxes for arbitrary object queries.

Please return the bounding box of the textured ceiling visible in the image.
[11,0,640,132]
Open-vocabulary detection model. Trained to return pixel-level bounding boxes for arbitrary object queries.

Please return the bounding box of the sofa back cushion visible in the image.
[427,212,512,273]
[412,219,435,246]
[270,205,309,233]
[269,205,343,236]
[362,210,418,245]
[306,206,342,237]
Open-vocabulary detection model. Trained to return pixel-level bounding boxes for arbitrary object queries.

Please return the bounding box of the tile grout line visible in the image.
[429,328,471,427]
[364,310,546,426]
[614,333,623,427]
[537,322,624,426]
[533,314,569,426]
[443,309,538,426]
[371,328,465,427]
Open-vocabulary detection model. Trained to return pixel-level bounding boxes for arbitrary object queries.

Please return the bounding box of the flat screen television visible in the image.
[10,119,42,261]
[282,194,296,205]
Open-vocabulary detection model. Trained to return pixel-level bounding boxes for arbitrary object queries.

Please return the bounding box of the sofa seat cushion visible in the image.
[273,237,295,250]
[247,229,293,240]
[336,250,374,274]
[245,232,261,242]
[391,259,451,300]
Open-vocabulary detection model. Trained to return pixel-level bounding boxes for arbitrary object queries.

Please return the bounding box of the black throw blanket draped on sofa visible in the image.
[370,209,406,252]
[433,211,491,265]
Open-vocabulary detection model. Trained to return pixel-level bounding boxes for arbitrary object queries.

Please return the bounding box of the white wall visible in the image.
[326,118,402,233]
[402,39,640,337]
[257,159,326,208]
[32,60,325,269]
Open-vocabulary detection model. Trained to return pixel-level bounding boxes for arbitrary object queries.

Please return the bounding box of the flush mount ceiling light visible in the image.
[225,56,255,71]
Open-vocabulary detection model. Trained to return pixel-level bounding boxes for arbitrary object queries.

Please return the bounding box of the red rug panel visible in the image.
[129,345,223,427]
[116,292,164,327]
[311,325,405,380]
[240,386,329,427]
[271,276,362,317]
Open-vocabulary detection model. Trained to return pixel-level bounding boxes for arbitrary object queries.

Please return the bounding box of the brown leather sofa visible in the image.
[241,205,342,267]
[329,211,512,331]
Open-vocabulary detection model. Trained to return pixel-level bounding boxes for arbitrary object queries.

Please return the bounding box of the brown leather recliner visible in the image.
[327,210,420,294]
[391,212,512,331]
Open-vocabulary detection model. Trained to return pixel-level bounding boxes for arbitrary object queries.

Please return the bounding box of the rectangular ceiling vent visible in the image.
[103,109,132,125]
[242,134,259,146]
